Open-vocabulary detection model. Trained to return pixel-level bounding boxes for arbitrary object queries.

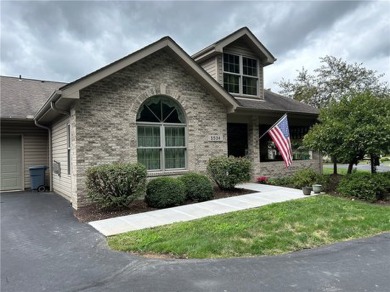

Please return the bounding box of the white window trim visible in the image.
[137,122,188,172]
[223,53,259,97]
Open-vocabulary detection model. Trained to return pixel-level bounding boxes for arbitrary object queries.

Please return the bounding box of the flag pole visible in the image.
[259,113,287,140]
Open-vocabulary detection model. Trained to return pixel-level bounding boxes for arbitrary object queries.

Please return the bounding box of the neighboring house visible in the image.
[0,27,320,209]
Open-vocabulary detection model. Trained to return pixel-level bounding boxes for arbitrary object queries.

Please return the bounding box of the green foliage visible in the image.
[179,172,214,202]
[337,173,388,202]
[290,168,323,189]
[380,157,390,163]
[267,176,294,187]
[304,92,390,174]
[85,163,147,209]
[207,156,251,190]
[145,177,186,208]
[277,55,389,108]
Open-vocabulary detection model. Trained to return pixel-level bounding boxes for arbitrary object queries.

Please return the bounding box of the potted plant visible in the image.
[312,184,322,194]
[302,186,312,195]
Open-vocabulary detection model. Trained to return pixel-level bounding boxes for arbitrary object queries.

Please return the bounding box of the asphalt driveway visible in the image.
[1,191,389,292]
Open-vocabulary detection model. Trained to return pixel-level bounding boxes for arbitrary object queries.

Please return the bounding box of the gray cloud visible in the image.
[1,1,389,89]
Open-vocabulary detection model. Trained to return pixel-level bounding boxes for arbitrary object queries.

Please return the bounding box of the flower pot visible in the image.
[312,184,322,194]
[302,186,312,196]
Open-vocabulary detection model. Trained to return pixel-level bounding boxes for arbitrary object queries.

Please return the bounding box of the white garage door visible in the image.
[1,136,22,191]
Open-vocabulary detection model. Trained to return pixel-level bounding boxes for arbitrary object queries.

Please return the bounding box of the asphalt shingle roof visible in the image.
[236,90,319,115]
[0,76,67,119]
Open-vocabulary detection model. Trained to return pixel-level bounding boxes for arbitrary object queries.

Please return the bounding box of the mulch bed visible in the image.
[74,187,255,223]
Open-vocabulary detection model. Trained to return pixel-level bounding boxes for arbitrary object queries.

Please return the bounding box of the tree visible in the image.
[277,56,389,108]
[303,91,390,174]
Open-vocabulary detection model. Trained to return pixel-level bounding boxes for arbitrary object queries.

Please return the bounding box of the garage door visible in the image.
[1,136,22,191]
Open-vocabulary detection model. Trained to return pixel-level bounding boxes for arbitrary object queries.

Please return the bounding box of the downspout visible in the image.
[34,120,53,191]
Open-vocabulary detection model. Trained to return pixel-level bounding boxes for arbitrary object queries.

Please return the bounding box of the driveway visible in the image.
[1,192,389,292]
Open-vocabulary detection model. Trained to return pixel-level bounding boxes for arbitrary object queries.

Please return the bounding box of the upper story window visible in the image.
[136,96,186,171]
[223,53,258,96]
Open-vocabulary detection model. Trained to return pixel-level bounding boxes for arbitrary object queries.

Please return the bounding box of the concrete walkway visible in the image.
[89,183,314,236]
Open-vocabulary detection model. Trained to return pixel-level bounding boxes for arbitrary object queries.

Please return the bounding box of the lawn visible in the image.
[108,195,390,259]
[322,165,370,175]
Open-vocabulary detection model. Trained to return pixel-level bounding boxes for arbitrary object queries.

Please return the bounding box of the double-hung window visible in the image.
[136,96,186,171]
[223,53,258,96]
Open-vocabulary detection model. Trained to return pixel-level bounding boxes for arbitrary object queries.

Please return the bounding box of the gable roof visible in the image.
[0,76,66,120]
[35,37,239,123]
[192,27,276,65]
[236,90,319,115]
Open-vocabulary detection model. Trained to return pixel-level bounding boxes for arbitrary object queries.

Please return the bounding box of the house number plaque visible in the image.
[208,135,223,142]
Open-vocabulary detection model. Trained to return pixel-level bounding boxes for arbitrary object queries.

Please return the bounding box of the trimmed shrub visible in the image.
[337,172,388,202]
[268,176,294,187]
[207,156,251,190]
[145,177,186,208]
[179,172,214,202]
[86,163,147,209]
[291,168,323,189]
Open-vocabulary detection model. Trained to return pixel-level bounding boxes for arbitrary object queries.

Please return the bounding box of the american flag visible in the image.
[268,114,293,168]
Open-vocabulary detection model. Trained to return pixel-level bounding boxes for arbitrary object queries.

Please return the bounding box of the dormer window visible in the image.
[223,53,258,96]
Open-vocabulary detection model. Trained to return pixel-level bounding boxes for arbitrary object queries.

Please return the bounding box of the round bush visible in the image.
[179,172,214,202]
[207,156,251,190]
[145,177,186,208]
[85,163,147,209]
[291,168,322,189]
[337,172,387,202]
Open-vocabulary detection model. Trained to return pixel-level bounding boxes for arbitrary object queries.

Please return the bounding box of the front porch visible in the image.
[227,111,321,179]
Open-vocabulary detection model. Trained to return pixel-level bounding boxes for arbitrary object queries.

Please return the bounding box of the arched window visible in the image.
[136,96,186,171]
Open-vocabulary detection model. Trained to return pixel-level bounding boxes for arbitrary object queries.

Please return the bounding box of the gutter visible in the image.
[33,90,71,193]
[34,90,62,121]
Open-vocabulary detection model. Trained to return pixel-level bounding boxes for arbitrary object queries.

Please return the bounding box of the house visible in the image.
[0,27,320,209]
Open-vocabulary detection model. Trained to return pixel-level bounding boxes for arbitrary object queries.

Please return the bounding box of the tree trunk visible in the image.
[370,154,377,174]
[332,157,337,175]
[347,162,354,174]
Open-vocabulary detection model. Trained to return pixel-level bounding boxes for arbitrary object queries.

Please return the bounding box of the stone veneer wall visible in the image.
[71,49,228,208]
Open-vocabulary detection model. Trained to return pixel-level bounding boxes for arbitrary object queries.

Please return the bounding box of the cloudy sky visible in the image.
[1,0,389,92]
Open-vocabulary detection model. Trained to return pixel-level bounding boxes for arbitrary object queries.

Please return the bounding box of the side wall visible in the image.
[199,57,218,80]
[72,49,228,208]
[1,120,49,189]
[52,117,72,201]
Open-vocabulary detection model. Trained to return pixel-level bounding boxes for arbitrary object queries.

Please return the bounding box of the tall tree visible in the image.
[277,56,389,108]
[303,91,390,174]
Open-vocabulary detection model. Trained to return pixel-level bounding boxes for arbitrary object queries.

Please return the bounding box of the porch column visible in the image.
[247,116,260,180]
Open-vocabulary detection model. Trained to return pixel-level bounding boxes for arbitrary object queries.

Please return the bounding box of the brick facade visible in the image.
[71,50,228,208]
[255,153,322,178]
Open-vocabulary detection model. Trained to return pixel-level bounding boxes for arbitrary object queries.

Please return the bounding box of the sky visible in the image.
[1,0,389,93]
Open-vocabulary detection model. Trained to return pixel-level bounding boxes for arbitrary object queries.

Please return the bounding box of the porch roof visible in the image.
[235,90,319,115]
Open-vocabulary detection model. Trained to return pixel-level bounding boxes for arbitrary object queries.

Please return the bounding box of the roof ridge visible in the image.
[0,75,67,84]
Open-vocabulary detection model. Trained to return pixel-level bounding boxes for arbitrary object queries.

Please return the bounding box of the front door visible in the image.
[227,123,248,157]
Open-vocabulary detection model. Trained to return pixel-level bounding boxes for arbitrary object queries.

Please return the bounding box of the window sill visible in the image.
[233,94,263,100]
[147,169,189,177]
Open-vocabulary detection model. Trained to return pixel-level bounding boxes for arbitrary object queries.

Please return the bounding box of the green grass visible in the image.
[322,165,370,175]
[108,196,390,258]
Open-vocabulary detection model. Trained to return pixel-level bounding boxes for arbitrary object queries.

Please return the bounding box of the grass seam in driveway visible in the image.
[108,195,390,259]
